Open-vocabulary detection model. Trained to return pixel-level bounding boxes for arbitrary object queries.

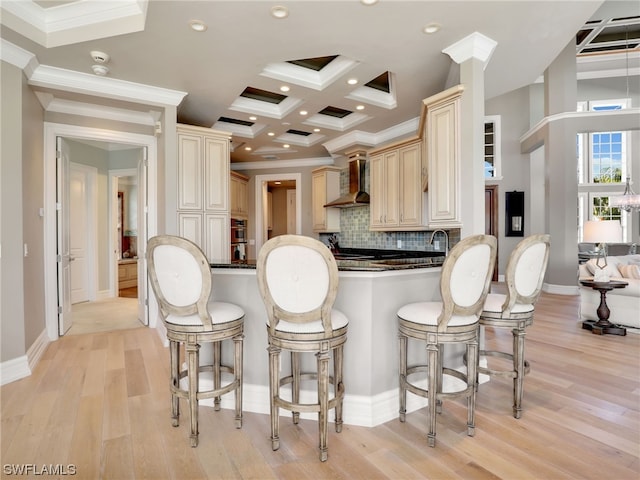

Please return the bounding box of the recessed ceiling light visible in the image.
[249,116,257,121]
[423,23,441,34]
[268,132,275,136]
[244,146,252,151]
[356,105,365,110]
[271,5,289,19]
[313,128,320,132]
[189,20,207,32]
[275,181,282,185]
[299,110,308,116]
[280,85,290,92]
[283,144,290,149]
[361,0,378,5]
[347,78,358,85]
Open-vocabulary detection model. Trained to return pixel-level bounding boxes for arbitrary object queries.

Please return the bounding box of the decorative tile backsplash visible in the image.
[319,165,460,252]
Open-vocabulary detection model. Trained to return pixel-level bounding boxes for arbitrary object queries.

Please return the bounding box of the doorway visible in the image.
[254,173,302,257]
[43,123,158,340]
[485,185,499,281]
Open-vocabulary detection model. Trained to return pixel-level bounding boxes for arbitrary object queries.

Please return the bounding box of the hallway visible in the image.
[67,297,141,335]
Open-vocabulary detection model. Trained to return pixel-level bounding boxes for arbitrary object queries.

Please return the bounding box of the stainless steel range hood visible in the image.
[324,151,369,208]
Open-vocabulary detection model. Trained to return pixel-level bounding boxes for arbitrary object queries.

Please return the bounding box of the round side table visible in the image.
[579,279,628,336]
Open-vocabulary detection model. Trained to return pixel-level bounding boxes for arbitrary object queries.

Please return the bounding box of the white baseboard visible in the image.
[1,329,51,386]
[543,282,579,295]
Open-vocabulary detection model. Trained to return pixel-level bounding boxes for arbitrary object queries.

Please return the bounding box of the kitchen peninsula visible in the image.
[205,248,472,428]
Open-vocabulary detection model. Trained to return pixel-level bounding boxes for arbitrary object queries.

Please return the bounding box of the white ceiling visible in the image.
[1,0,638,164]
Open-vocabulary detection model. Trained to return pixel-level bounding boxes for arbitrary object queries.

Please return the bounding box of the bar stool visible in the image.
[147,235,244,447]
[479,234,550,418]
[397,234,496,447]
[256,234,348,462]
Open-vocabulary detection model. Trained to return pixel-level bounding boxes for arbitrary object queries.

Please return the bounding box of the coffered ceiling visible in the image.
[1,1,638,164]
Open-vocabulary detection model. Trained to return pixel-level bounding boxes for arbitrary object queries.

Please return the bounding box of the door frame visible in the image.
[254,173,301,256]
[43,122,158,340]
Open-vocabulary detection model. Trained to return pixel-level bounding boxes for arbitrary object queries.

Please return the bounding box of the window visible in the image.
[577,99,631,241]
[484,116,501,179]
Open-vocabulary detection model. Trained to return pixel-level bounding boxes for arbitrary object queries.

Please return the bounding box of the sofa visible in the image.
[578,254,640,330]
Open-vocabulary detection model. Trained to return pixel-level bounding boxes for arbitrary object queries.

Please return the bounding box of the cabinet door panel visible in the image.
[384,150,399,226]
[178,213,202,248]
[399,143,422,226]
[178,134,203,210]
[204,138,229,211]
[369,154,385,229]
[204,214,230,263]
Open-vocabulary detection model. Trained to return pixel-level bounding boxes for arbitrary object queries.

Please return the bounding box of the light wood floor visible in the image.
[68,297,142,335]
[2,290,639,479]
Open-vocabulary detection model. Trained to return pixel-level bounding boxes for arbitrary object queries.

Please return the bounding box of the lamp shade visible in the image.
[583,220,622,243]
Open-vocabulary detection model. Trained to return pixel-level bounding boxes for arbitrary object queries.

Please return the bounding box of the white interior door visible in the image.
[56,137,73,334]
[70,163,89,304]
[137,149,148,325]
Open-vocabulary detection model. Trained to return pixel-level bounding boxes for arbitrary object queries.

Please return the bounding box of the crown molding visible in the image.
[322,117,419,154]
[0,0,148,48]
[443,31,498,69]
[0,38,38,76]
[35,93,158,126]
[231,157,334,171]
[28,64,187,107]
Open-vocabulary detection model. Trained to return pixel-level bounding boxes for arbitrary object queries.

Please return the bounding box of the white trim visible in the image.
[543,283,579,296]
[43,122,159,341]
[232,157,333,171]
[442,31,498,68]
[29,65,187,107]
[0,328,49,385]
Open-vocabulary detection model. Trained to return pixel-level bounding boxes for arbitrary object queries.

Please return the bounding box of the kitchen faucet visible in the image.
[429,229,449,256]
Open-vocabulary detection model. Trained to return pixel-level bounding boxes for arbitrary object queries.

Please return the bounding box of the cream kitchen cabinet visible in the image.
[312,166,341,232]
[177,124,232,262]
[422,85,463,228]
[369,139,425,231]
[230,171,249,219]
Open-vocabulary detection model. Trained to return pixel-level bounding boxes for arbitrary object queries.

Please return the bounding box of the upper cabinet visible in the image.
[421,85,463,228]
[369,139,424,231]
[177,124,232,262]
[230,171,249,219]
[312,166,341,232]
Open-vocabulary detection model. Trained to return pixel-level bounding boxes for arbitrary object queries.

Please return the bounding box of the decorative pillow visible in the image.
[618,264,640,279]
[585,257,621,278]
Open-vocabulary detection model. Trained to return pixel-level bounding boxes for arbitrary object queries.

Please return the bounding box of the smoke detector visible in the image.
[90,50,110,64]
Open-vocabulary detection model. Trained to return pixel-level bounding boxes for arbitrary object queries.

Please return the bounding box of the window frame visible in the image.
[484,115,502,181]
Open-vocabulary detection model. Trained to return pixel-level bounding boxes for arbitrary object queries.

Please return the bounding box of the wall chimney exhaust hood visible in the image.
[324,150,369,208]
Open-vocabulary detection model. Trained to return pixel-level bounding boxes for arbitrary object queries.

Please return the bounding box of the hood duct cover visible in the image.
[324,155,369,208]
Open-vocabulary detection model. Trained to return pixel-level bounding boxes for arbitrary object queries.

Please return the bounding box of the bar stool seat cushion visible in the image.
[482,294,534,315]
[166,301,245,326]
[269,309,348,334]
[397,301,479,327]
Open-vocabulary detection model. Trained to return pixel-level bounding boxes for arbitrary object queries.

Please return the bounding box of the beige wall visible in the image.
[1,61,27,362]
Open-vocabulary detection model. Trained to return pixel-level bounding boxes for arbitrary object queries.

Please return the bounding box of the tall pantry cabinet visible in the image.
[177,124,232,262]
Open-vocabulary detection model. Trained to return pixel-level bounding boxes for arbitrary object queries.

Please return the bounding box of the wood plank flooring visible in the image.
[2,290,639,479]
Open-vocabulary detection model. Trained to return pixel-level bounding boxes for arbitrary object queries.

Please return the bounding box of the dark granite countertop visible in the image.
[210,248,446,272]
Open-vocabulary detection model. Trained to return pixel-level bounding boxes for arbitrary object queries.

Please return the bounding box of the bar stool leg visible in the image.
[170,340,180,427]
[334,345,344,433]
[291,351,300,424]
[398,334,407,422]
[317,348,330,462]
[513,327,526,419]
[467,338,478,437]
[268,345,281,451]
[213,341,221,411]
[234,334,244,428]
[186,338,200,447]
[427,342,438,447]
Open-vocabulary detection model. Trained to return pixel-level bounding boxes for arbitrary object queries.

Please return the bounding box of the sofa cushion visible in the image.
[585,256,624,278]
[619,264,640,279]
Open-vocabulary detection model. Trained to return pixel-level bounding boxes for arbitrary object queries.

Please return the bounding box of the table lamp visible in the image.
[583,219,622,282]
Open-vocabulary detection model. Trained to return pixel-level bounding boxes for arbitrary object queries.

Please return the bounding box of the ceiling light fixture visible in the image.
[347,78,358,85]
[313,128,320,132]
[423,23,441,34]
[249,116,257,121]
[283,144,290,148]
[280,85,290,92]
[268,132,275,136]
[299,110,308,115]
[610,176,640,212]
[270,6,289,19]
[356,105,365,110]
[244,146,252,151]
[189,20,207,32]
[361,0,378,5]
